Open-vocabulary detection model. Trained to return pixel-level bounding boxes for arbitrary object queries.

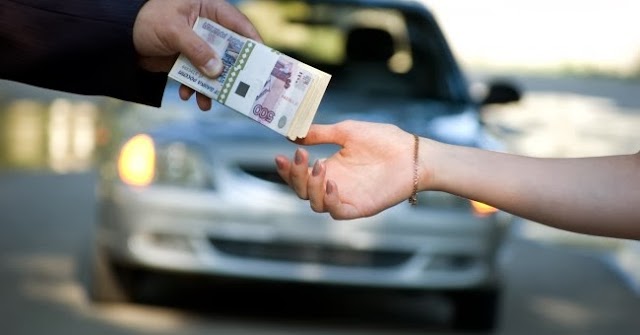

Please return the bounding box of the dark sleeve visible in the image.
[0,0,167,107]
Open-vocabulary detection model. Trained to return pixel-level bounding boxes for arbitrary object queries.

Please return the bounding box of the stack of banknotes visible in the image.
[168,17,332,140]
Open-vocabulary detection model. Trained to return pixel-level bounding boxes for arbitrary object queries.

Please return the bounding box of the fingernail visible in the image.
[201,58,222,77]
[275,156,286,170]
[312,161,322,176]
[326,181,334,195]
[294,149,303,165]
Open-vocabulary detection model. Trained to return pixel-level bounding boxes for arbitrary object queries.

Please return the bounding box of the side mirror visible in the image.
[480,80,522,105]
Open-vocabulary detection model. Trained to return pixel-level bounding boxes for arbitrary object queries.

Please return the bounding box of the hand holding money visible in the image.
[168,17,331,140]
[134,0,261,75]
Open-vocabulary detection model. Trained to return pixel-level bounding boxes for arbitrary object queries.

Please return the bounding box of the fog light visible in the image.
[148,233,193,252]
[470,200,498,217]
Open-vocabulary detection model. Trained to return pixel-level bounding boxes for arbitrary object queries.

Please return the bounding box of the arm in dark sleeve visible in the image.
[0,0,167,107]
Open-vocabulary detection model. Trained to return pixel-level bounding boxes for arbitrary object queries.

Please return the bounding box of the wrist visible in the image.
[416,137,441,192]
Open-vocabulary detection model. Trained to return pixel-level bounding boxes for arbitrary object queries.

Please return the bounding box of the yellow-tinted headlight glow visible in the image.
[470,200,499,217]
[117,134,155,187]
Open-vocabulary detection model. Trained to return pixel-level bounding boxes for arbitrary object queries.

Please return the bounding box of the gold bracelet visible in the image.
[408,134,419,206]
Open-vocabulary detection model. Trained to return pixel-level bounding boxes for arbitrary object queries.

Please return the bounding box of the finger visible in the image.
[290,148,310,199]
[275,155,292,185]
[308,160,327,212]
[174,28,223,78]
[324,180,362,220]
[207,1,263,42]
[179,85,195,101]
[195,92,213,111]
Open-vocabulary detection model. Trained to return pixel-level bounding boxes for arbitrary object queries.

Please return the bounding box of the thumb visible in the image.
[176,28,223,78]
[296,124,344,146]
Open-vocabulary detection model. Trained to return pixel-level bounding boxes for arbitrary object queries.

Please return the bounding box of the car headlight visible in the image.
[416,191,498,217]
[117,134,209,189]
[155,142,209,189]
[117,134,155,187]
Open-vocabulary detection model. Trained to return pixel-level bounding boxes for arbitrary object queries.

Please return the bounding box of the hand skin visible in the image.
[275,120,640,240]
[133,0,261,110]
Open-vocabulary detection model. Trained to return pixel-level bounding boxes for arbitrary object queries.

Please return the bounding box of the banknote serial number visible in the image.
[177,64,201,83]
[253,104,275,123]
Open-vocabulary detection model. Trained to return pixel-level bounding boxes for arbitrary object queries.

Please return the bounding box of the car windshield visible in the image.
[150,0,468,133]
[237,0,456,102]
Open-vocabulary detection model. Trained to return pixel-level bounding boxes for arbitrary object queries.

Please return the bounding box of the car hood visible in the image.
[154,92,490,149]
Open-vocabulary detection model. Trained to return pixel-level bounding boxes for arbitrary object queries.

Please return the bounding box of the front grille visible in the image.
[209,238,412,268]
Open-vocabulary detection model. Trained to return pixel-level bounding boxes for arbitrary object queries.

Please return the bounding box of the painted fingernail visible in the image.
[201,58,222,77]
[312,161,322,176]
[326,180,334,195]
[294,149,303,165]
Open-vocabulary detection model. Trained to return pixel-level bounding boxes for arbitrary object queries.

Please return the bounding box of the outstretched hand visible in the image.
[275,121,425,220]
[133,0,261,110]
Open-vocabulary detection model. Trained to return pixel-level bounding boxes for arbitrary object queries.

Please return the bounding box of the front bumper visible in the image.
[98,184,509,290]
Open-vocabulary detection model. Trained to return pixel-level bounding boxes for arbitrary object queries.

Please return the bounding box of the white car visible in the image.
[86,0,520,331]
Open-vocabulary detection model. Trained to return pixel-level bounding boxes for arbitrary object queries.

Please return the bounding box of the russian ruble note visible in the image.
[168,17,331,140]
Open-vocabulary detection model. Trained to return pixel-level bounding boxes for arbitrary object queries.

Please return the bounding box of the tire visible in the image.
[448,287,501,332]
[79,243,141,304]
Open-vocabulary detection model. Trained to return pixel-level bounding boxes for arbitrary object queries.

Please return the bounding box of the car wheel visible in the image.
[448,288,501,332]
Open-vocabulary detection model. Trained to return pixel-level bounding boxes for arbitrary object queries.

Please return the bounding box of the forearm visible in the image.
[424,140,640,239]
[0,0,166,106]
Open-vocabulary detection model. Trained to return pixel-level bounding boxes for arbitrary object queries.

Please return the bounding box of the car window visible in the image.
[237,0,451,101]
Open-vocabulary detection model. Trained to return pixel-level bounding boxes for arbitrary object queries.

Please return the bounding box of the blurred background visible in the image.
[426,0,640,276]
[1,1,639,334]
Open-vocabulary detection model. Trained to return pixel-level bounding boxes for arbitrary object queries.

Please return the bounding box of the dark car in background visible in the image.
[86,0,521,331]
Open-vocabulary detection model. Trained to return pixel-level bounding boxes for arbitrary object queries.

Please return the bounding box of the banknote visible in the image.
[168,17,331,140]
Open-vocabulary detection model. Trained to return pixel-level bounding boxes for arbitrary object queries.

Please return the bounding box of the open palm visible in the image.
[276,121,419,219]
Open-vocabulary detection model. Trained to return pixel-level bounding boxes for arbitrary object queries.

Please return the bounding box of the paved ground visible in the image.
[0,167,639,335]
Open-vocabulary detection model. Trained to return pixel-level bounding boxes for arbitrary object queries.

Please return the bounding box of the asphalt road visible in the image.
[0,171,639,335]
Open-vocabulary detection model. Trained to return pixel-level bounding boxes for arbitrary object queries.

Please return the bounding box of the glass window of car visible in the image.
[237,0,458,102]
